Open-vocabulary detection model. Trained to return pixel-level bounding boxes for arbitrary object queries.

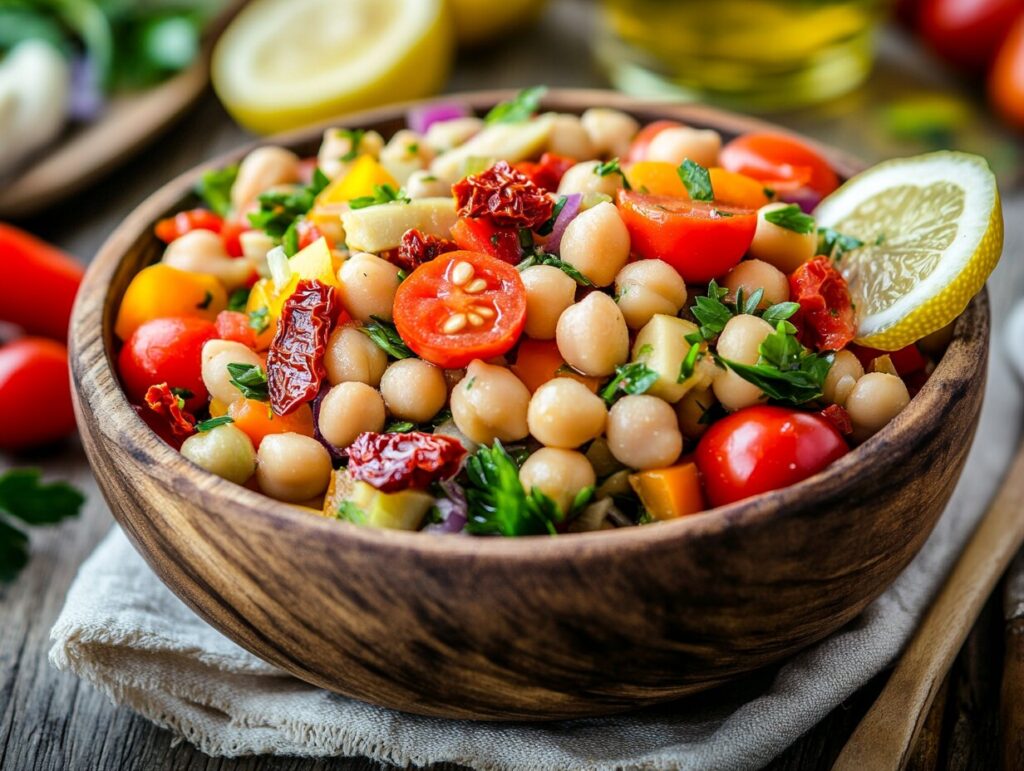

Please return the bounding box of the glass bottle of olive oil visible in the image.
[597,0,885,111]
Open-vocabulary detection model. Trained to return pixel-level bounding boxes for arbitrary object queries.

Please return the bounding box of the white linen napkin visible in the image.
[50,333,1021,771]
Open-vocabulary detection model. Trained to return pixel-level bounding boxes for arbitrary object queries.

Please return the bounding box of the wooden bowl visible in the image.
[69,90,990,721]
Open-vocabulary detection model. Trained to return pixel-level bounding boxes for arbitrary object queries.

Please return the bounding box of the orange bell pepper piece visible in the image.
[629,462,706,520]
[114,264,226,341]
[227,398,315,447]
[708,168,771,209]
[511,339,600,394]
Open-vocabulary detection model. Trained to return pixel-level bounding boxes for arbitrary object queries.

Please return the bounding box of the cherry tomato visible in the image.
[0,338,76,450]
[514,152,576,191]
[450,217,522,264]
[627,120,684,162]
[848,343,928,376]
[118,317,216,412]
[616,190,757,283]
[220,218,249,257]
[154,208,224,244]
[695,405,849,507]
[393,250,527,368]
[215,310,258,348]
[789,257,856,352]
[989,15,1024,130]
[719,133,839,197]
[0,224,84,342]
[920,0,1022,71]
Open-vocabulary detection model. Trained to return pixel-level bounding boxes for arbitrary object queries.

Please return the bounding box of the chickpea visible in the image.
[713,315,774,411]
[319,381,386,448]
[645,127,721,167]
[584,436,624,478]
[556,292,629,377]
[406,170,450,199]
[557,160,622,198]
[337,252,401,322]
[823,350,864,406]
[519,448,596,513]
[845,372,910,442]
[450,360,530,445]
[317,128,385,179]
[424,116,483,153]
[231,146,301,210]
[527,378,607,448]
[546,113,596,159]
[559,202,630,287]
[749,202,817,273]
[240,229,275,266]
[256,432,332,502]
[181,424,257,485]
[324,323,387,386]
[201,340,262,406]
[163,230,255,290]
[614,260,688,330]
[379,359,447,422]
[580,107,640,159]
[380,129,435,183]
[607,395,683,470]
[676,386,717,440]
[520,265,576,340]
[722,259,789,309]
[432,418,479,454]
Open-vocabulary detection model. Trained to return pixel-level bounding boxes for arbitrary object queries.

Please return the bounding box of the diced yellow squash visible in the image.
[429,114,554,182]
[323,471,433,530]
[316,154,398,206]
[341,197,457,253]
[632,314,702,403]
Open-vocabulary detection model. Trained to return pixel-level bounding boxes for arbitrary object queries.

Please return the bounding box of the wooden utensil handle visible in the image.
[833,443,1024,771]
[1002,617,1024,770]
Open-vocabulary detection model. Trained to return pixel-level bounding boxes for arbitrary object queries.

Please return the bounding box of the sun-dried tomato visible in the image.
[514,152,576,192]
[820,404,853,437]
[144,383,196,438]
[452,161,554,229]
[396,228,459,272]
[790,257,856,352]
[347,431,467,493]
[266,279,338,415]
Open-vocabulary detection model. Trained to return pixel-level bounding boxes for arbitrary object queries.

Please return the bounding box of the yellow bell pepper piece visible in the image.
[114,263,226,340]
[288,236,340,288]
[629,462,706,521]
[626,161,689,198]
[316,154,398,206]
[244,278,278,350]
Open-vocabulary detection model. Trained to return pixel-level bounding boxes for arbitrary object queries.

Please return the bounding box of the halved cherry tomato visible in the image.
[0,338,76,450]
[118,317,217,412]
[155,208,224,244]
[989,15,1024,130]
[215,310,258,348]
[627,120,684,162]
[450,217,522,264]
[616,190,756,284]
[695,405,849,507]
[227,397,314,447]
[921,0,1022,71]
[393,250,527,368]
[719,133,838,197]
[789,257,856,352]
[514,152,576,192]
[510,339,600,393]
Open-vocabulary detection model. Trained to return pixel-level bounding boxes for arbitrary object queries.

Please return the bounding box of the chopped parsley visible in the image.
[593,158,632,190]
[817,226,865,260]
[227,363,270,401]
[690,280,802,341]
[338,128,365,162]
[348,184,410,210]
[248,168,330,243]
[248,307,270,334]
[385,421,416,433]
[195,164,238,217]
[718,321,833,405]
[359,317,415,359]
[677,159,713,201]
[228,287,251,313]
[195,416,235,432]
[484,85,547,124]
[764,204,816,234]
[677,342,703,382]
[600,361,659,405]
[0,469,85,582]
[762,301,801,326]
[516,252,592,286]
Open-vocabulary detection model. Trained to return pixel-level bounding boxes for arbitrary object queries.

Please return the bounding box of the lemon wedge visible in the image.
[212,0,454,134]
[815,151,1003,351]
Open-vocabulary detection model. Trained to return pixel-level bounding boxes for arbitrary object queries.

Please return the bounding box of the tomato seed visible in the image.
[474,305,496,319]
[442,313,468,334]
[467,313,484,327]
[450,261,474,286]
[464,278,487,294]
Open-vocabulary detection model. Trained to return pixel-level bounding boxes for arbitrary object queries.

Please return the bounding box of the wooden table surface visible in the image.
[2,2,1023,769]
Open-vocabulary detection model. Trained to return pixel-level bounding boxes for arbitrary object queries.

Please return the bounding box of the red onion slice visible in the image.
[545,193,582,254]
[406,101,472,136]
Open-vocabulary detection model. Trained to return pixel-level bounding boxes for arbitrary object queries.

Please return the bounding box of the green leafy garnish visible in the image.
[228,287,251,313]
[484,85,547,124]
[338,128,366,162]
[718,322,833,405]
[0,470,85,582]
[227,363,269,401]
[385,421,416,433]
[536,196,568,236]
[359,317,415,359]
[677,159,713,201]
[817,226,865,260]
[196,416,235,432]
[196,164,238,217]
[691,280,734,340]
[764,204,815,234]
[348,184,411,210]
[761,302,801,325]
[248,307,270,334]
[677,342,703,383]
[516,252,593,286]
[593,158,632,190]
[337,500,367,525]
[248,168,330,242]
[600,361,659,405]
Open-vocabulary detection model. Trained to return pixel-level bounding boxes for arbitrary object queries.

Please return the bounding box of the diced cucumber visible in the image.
[341,197,456,253]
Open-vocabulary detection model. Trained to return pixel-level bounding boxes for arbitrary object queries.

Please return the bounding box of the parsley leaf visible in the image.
[691,280,734,340]
[227,363,270,401]
[195,164,238,217]
[593,158,632,190]
[677,159,713,201]
[817,226,865,260]
[196,416,235,432]
[248,307,270,334]
[484,85,547,124]
[718,322,833,405]
[248,168,330,242]
[761,302,801,325]
[764,204,816,234]
[516,252,593,285]
[228,287,251,313]
[0,469,85,582]
[359,316,415,359]
[348,184,410,210]
[677,342,703,382]
[337,128,365,162]
[385,421,416,433]
[601,361,660,405]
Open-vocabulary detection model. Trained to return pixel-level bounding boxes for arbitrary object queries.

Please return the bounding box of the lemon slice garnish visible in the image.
[815,151,1003,351]
[212,0,453,134]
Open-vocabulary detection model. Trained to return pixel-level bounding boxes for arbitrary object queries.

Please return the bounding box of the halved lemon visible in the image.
[815,151,1003,351]
[212,0,453,135]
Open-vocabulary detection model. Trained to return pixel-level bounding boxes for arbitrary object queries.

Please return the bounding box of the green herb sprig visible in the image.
[817,226,865,260]
[677,159,713,201]
[359,317,415,359]
[594,158,632,190]
[248,168,330,254]
[227,363,270,401]
[516,252,593,286]
[195,416,235,432]
[348,184,410,210]
[0,470,85,582]
[764,204,815,234]
[718,322,833,405]
[600,361,659,405]
[484,86,547,124]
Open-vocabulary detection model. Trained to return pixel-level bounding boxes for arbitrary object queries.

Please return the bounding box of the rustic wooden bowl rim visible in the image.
[73,88,990,563]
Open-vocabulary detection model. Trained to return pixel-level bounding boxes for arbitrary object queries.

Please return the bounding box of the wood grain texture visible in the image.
[66,90,991,721]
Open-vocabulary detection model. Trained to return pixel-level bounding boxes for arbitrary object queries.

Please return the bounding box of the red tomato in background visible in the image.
[920,0,1023,71]
[118,317,216,412]
[989,14,1024,129]
[450,217,522,264]
[695,405,849,507]
[220,218,249,257]
[514,152,576,191]
[789,257,856,352]
[0,224,84,342]
[719,133,839,197]
[154,208,224,244]
[393,250,527,368]
[616,190,756,283]
[627,120,684,161]
[0,338,76,450]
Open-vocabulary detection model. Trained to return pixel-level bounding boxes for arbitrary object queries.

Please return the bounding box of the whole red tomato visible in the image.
[695,405,849,507]
[989,14,1024,129]
[920,0,1023,71]
[0,338,76,450]
[719,133,839,198]
[118,317,216,412]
